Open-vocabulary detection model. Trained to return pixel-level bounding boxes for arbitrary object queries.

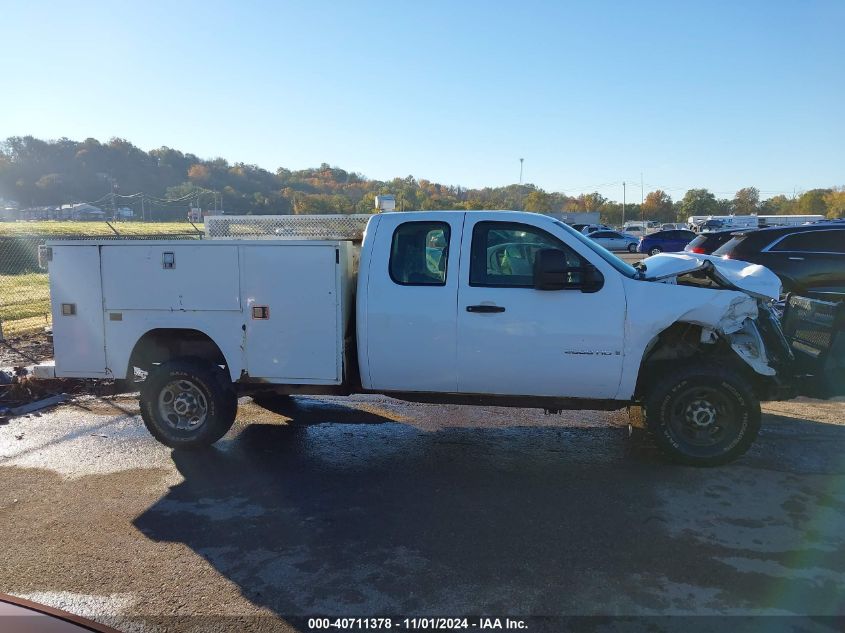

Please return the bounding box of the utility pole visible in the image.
[640,172,644,223]
[519,158,524,185]
[622,181,626,227]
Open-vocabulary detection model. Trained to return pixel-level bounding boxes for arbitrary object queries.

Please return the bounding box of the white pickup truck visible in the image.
[40,210,837,466]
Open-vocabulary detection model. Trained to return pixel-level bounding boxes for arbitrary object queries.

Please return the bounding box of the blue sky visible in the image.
[1,0,843,201]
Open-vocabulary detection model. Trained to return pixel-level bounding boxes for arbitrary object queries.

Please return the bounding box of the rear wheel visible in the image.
[649,246,662,256]
[644,365,760,466]
[140,358,237,449]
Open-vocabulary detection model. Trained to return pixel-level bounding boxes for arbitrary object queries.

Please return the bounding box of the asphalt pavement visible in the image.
[0,394,844,632]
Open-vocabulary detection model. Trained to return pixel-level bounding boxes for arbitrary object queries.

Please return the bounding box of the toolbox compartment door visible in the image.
[241,245,341,383]
[101,244,240,311]
[50,245,107,376]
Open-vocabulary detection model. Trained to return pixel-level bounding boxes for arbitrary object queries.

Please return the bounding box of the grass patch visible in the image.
[0,273,51,322]
[0,221,201,237]
[1,313,51,336]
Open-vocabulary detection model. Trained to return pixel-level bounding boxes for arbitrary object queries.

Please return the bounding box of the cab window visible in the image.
[469,221,585,287]
[389,221,450,286]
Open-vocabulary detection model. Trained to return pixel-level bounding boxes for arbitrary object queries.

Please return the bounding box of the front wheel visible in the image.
[649,247,662,256]
[627,243,638,253]
[140,358,237,449]
[644,365,760,466]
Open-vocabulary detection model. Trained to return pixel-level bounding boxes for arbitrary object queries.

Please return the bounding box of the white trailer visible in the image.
[756,214,825,227]
[686,215,759,232]
[687,214,826,231]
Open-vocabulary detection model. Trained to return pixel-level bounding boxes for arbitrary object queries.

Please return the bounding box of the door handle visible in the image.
[466,305,506,313]
[788,257,804,261]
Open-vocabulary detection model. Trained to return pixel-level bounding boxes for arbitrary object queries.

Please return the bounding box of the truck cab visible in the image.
[358,212,628,399]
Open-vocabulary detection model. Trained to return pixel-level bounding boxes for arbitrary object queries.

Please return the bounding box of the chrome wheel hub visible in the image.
[685,399,717,428]
[669,385,736,449]
[158,379,208,430]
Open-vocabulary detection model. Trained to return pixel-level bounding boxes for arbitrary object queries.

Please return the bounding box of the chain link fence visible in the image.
[204,214,371,240]
[0,222,202,348]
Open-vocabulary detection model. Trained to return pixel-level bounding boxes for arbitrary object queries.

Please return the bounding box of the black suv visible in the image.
[713,223,845,296]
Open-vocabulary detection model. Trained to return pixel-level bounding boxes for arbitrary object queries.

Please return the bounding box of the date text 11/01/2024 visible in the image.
[307,618,528,630]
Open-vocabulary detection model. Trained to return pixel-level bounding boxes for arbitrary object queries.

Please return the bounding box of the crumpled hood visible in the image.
[642,252,781,300]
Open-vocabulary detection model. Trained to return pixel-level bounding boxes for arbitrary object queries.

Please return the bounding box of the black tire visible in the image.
[649,247,662,256]
[139,358,237,449]
[644,364,760,466]
[627,243,638,253]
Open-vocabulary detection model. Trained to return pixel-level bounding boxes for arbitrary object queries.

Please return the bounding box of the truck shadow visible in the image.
[246,395,399,426]
[132,408,845,618]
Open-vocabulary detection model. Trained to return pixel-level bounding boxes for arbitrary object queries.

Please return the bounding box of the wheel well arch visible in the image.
[127,328,229,377]
[634,321,755,397]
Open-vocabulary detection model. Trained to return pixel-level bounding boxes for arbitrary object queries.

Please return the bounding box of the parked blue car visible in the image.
[638,229,696,256]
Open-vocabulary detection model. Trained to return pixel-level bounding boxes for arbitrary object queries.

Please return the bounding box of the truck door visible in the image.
[364,212,463,392]
[456,216,626,399]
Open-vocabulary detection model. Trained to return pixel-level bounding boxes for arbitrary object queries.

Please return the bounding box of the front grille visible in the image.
[781,295,841,357]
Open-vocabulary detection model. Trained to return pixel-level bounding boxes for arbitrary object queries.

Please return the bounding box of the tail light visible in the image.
[689,246,705,254]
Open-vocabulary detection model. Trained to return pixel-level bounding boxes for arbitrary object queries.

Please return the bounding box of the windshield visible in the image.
[553,220,638,278]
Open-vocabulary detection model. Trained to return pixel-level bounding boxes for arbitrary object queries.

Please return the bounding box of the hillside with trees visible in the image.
[2,136,843,224]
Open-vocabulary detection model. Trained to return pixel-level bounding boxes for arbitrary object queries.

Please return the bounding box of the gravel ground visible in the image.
[0,393,843,632]
[0,333,53,367]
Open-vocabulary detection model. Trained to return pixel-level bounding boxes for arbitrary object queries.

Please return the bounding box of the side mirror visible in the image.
[533,249,604,293]
[533,249,570,290]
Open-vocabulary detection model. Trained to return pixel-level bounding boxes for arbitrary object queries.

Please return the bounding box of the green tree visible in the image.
[4,135,844,225]
[679,188,718,219]
[732,187,759,215]
[599,202,622,226]
[798,189,831,215]
[581,192,607,211]
[523,190,553,212]
[822,188,845,219]
[641,190,674,222]
[760,194,795,215]
[714,198,733,214]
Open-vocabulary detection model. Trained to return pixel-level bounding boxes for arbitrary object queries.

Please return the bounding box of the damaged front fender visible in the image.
[619,279,778,399]
[665,293,774,375]
[726,317,776,376]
